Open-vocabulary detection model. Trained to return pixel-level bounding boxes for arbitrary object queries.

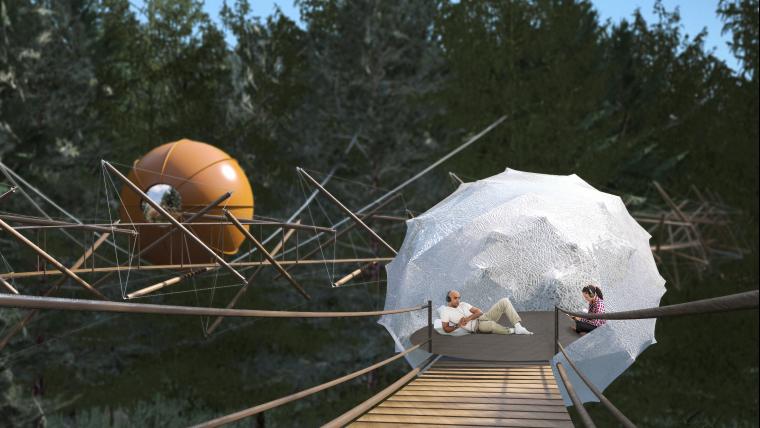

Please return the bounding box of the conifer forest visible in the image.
[0,0,758,426]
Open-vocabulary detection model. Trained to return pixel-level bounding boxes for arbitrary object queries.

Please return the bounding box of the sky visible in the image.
[133,1,741,72]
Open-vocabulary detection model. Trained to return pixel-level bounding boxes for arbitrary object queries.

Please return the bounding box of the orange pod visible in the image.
[118,139,254,265]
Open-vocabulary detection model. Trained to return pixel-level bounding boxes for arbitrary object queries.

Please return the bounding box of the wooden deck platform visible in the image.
[349,359,572,427]
[410,311,581,362]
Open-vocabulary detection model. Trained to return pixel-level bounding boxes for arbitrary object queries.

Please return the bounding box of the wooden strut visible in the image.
[102,161,247,285]
[333,262,377,287]
[449,171,464,185]
[0,217,107,300]
[178,214,334,233]
[653,181,710,264]
[0,294,428,318]
[0,214,137,235]
[0,228,113,351]
[274,193,402,280]
[0,277,19,294]
[224,209,310,299]
[206,221,300,335]
[297,167,398,256]
[190,342,429,428]
[0,185,17,202]
[127,268,209,299]
[0,257,396,280]
[90,192,233,291]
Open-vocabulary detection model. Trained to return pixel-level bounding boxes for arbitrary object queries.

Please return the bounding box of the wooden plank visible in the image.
[355,413,574,427]
[411,382,559,390]
[426,368,554,373]
[403,386,559,397]
[377,401,568,413]
[351,424,562,428]
[423,373,554,378]
[426,368,553,373]
[430,365,553,369]
[404,384,558,393]
[394,390,561,399]
[385,396,565,406]
[368,407,571,420]
[434,361,548,366]
[421,374,555,380]
[413,379,559,386]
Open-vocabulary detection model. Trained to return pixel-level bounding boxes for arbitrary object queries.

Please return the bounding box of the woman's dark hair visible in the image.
[582,285,603,300]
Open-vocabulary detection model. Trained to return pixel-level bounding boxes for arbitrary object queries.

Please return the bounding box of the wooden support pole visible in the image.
[103,161,246,284]
[179,214,333,233]
[0,227,113,350]
[206,222,299,335]
[127,268,210,299]
[275,194,402,280]
[449,172,464,185]
[333,262,377,288]
[0,217,106,300]
[224,209,310,299]
[297,167,397,255]
[0,214,137,235]
[653,181,710,264]
[0,257,396,280]
[656,214,665,254]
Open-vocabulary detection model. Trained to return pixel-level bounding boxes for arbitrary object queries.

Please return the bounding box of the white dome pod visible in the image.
[379,168,666,404]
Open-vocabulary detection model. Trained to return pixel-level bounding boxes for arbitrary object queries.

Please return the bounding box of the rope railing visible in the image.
[190,341,430,428]
[550,289,759,426]
[556,342,637,428]
[323,355,438,427]
[557,289,758,320]
[0,295,429,319]
[555,362,596,428]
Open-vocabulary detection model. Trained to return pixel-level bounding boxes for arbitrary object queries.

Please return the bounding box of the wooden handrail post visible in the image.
[427,300,433,353]
[554,306,559,355]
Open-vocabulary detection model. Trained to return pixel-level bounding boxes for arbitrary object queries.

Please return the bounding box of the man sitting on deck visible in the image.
[441,290,534,335]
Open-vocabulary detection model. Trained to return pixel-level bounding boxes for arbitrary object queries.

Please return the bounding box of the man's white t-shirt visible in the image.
[439,302,478,333]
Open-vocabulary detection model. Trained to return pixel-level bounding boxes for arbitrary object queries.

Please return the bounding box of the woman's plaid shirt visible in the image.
[581,298,606,327]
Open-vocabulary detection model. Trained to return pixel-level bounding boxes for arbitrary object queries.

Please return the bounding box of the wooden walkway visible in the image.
[349,359,572,427]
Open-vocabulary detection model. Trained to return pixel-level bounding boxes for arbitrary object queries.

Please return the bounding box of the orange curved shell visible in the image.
[118,139,254,265]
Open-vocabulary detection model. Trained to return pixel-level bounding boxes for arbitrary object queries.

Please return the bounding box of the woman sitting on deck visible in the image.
[571,285,606,335]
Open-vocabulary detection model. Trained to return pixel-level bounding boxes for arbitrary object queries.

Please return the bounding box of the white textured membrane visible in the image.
[379,168,666,404]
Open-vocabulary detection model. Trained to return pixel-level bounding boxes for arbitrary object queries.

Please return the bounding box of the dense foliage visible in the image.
[0,0,757,426]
